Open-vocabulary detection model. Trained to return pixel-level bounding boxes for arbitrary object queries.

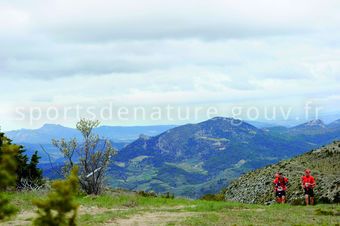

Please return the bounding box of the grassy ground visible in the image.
[1,191,339,225]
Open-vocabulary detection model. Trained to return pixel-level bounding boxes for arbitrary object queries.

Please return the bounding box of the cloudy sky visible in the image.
[1,0,340,130]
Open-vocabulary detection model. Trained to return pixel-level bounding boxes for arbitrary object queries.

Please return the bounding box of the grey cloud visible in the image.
[2,0,339,43]
[41,21,306,43]
[0,0,339,84]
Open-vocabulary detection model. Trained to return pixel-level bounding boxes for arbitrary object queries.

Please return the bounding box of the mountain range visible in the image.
[4,124,176,164]
[3,117,340,198]
[108,117,340,198]
[5,124,177,143]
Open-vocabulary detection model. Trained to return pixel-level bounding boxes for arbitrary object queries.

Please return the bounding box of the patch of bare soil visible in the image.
[1,210,36,226]
[0,205,198,225]
[79,205,128,215]
[229,207,265,212]
[109,211,198,226]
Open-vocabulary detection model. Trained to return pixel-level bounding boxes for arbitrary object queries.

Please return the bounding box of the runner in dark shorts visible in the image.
[273,173,289,204]
[301,170,316,205]
[304,188,314,197]
[276,190,286,198]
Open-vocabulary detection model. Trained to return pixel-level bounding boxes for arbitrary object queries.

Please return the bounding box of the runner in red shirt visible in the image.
[273,174,280,203]
[273,173,289,204]
[301,169,315,205]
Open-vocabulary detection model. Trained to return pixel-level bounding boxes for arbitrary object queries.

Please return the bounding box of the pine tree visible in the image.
[13,142,43,189]
[0,132,18,219]
[27,151,43,186]
[0,134,43,189]
[15,145,29,182]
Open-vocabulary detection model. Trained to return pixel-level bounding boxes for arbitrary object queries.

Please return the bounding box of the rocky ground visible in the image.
[223,140,340,205]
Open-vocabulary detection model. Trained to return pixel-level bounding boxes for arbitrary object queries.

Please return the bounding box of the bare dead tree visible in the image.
[17,178,44,191]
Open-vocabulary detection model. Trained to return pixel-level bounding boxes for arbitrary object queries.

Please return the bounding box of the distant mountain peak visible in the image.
[205,117,244,125]
[210,117,237,122]
[291,119,326,131]
[41,123,65,129]
[139,134,151,140]
[306,119,325,127]
[211,116,231,120]
[328,119,340,127]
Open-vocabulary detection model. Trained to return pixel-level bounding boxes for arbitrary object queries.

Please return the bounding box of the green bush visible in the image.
[138,190,171,198]
[166,191,175,199]
[290,198,305,206]
[315,208,335,216]
[318,196,332,204]
[138,190,149,197]
[33,167,79,226]
[138,190,157,197]
[159,191,175,199]
[200,193,225,201]
[149,190,156,197]
[0,132,19,219]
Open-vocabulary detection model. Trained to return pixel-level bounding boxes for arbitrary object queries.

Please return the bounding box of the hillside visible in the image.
[222,140,340,204]
[109,117,340,198]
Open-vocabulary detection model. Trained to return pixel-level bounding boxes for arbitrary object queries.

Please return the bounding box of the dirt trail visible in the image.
[1,210,36,226]
[1,205,196,226]
[111,211,198,226]
[1,205,267,225]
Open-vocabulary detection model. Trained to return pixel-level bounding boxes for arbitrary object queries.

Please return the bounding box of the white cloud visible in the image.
[0,0,340,130]
[24,0,340,41]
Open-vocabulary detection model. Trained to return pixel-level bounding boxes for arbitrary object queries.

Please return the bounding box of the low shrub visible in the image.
[290,198,305,206]
[200,193,225,201]
[33,167,79,226]
[315,208,334,216]
[0,133,19,219]
[138,190,174,199]
[138,190,156,197]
